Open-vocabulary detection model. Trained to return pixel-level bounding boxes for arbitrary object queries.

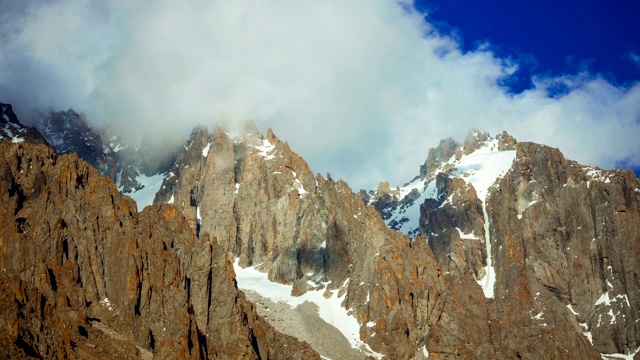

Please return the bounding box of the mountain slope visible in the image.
[35,109,182,207]
[368,129,640,358]
[0,139,318,358]
[152,123,612,359]
[1,102,49,146]
[8,99,639,359]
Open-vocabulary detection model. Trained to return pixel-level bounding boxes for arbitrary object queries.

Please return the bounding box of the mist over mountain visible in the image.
[1,2,640,358]
[3,102,638,359]
[1,1,639,189]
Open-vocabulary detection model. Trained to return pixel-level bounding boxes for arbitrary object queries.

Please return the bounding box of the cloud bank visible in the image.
[1,0,639,189]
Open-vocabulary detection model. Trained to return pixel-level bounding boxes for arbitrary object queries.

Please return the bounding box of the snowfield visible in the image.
[233,259,383,359]
[377,136,516,298]
[122,173,165,210]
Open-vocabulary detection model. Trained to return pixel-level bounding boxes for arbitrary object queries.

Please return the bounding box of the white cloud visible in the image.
[0,0,639,189]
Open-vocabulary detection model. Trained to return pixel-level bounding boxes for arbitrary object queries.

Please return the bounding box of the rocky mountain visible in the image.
[3,100,639,359]
[35,109,182,204]
[1,102,49,146]
[0,128,318,358]
[365,129,640,359]
[149,123,638,359]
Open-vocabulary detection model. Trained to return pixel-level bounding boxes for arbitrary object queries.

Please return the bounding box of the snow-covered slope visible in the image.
[366,130,516,240]
[233,259,383,359]
[118,172,166,210]
[364,130,517,298]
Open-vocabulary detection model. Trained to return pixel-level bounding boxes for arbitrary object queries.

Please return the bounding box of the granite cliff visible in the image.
[2,101,639,359]
[152,123,635,358]
[0,137,318,358]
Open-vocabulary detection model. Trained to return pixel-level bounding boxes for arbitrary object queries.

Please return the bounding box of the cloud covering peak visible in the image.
[1,0,639,189]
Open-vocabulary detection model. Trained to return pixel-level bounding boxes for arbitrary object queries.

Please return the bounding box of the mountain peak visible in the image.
[462,128,491,155]
[368,129,518,238]
[1,101,50,145]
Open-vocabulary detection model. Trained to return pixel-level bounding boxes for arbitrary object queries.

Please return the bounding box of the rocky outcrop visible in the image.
[1,102,49,146]
[487,142,640,356]
[419,137,459,180]
[35,109,183,194]
[156,123,451,357]
[420,173,486,280]
[363,129,634,358]
[365,129,519,239]
[155,122,389,291]
[153,124,608,359]
[37,109,106,172]
[0,141,318,359]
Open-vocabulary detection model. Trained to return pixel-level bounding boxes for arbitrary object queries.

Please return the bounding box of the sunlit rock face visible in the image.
[155,122,389,291]
[488,142,640,356]
[6,100,639,359]
[156,123,627,358]
[0,138,318,359]
[369,128,639,358]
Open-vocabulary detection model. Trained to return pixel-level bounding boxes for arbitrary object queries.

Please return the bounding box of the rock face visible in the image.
[37,109,106,172]
[35,108,182,196]
[368,129,639,358]
[7,101,639,359]
[487,142,640,356]
[155,122,389,291]
[0,141,318,359]
[1,102,49,146]
[154,124,612,359]
[155,123,451,357]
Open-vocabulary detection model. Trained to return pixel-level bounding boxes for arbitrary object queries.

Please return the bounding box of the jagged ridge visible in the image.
[0,138,318,358]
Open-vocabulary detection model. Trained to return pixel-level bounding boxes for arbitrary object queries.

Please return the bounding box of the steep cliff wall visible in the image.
[0,141,318,359]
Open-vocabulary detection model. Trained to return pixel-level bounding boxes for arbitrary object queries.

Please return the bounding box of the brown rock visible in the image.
[420,137,460,179]
[0,141,319,359]
[487,142,640,356]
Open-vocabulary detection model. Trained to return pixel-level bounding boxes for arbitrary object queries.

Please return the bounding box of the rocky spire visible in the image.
[0,140,318,359]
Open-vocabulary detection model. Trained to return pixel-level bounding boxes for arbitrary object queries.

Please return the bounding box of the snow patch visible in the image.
[290,171,308,194]
[202,142,211,157]
[586,167,612,184]
[100,298,114,311]
[476,199,496,298]
[593,292,629,308]
[601,346,640,360]
[233,259,383,358]
[449,145,516,201]
[255,139,276,160]
[125,173,165,210]
[457,228,480,240]
[533,311,544,320]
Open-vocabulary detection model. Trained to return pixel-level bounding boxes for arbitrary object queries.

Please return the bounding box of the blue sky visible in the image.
[418,0,640,93]
[0,1,639,187]
[417,0,640,175]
